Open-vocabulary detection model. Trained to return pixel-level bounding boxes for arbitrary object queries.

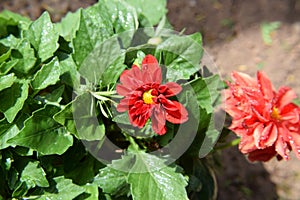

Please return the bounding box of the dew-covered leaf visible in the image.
[31,57,60,90]
[0,80,28,123]
[8,105,73,155]
[24,12,59,62]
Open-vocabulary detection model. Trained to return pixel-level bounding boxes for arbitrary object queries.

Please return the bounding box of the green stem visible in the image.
[214,138,241,150]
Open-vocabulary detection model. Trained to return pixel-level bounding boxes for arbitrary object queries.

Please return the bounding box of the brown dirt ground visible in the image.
[1,0,300,199]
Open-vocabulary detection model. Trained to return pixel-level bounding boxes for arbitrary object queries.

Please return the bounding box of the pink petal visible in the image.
[289,133,300,160]
[275,135,290,160]
[254,123,278,148]
[257,71,275,100]
[231,71,257,87]
[281,106,299,123]
[251,106,269,123]
[276,86,297,109]
[253,123,264,148]
[239,135,257,153]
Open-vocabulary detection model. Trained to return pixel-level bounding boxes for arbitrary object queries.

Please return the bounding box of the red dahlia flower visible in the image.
[116,55,188,135]
[224,71,300,162]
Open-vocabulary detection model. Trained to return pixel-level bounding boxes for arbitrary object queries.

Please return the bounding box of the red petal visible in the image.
[116,84,131,96]
[159,82,182,97]
[141,55,162,84]
[165,101,188,124]
[142,54,158,65]
[129,103,152,128]
[118,66,144,91]
[151,104,167,135]
[257,71,275,100]
[117,98,130,112]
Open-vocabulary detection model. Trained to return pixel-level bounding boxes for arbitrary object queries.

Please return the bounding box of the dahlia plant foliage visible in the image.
[0,0,299,199]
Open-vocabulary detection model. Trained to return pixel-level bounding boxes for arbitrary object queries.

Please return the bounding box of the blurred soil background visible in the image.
[1,0,300,199]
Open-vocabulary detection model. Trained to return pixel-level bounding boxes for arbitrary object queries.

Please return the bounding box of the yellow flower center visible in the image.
[271,107,281,120]
[142,90,155,104]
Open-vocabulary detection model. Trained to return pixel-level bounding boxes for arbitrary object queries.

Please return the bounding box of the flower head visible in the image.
[224,71,300,162]
[116,54,188,135]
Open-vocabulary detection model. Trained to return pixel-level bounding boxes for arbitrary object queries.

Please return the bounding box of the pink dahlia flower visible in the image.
[224,71,300,162]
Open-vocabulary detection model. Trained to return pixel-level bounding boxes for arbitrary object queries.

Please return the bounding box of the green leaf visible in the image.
[105,0,138,32]
[261,21,281,45]
[40,176,85,200]
[101,56,127,86]
[128,152,189,200]
[23,12,59,62]
[156,33,203,81]
[0,48,11,63]
[0,80,29,123]
[112,112,132,126]
[31,57,60,90]
[0,10,30,38]
[13,146,34,156]
[198,123,220,158]
[125,0,167,26]
[75,184,99,200]
[293,98,300,106]
[0,60,18,75]
[0,31,20,46]
[182,75,223,157]
[55,93,105,141]
[202,74,224,105]
[59,55,81,87]
[34,85,64,106]
[72,3,114,66]
[53,101,78,137]
[56,10,80,42]
[7,105,73,155]
[104,0,138,47]
[12,182,27,198]
[0,35,36,74]
[189,77,213,113]
[13,39,37,73]
[94,153,135,197]
[78,36,123,84]
[184,105,221,158]
[187,159,217,200]
[95,167,129,197]
[20,161,49,188]
[74,93,106,141]
[44,85,65,103]
[0,119,19,149]
[0,73,16,92]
